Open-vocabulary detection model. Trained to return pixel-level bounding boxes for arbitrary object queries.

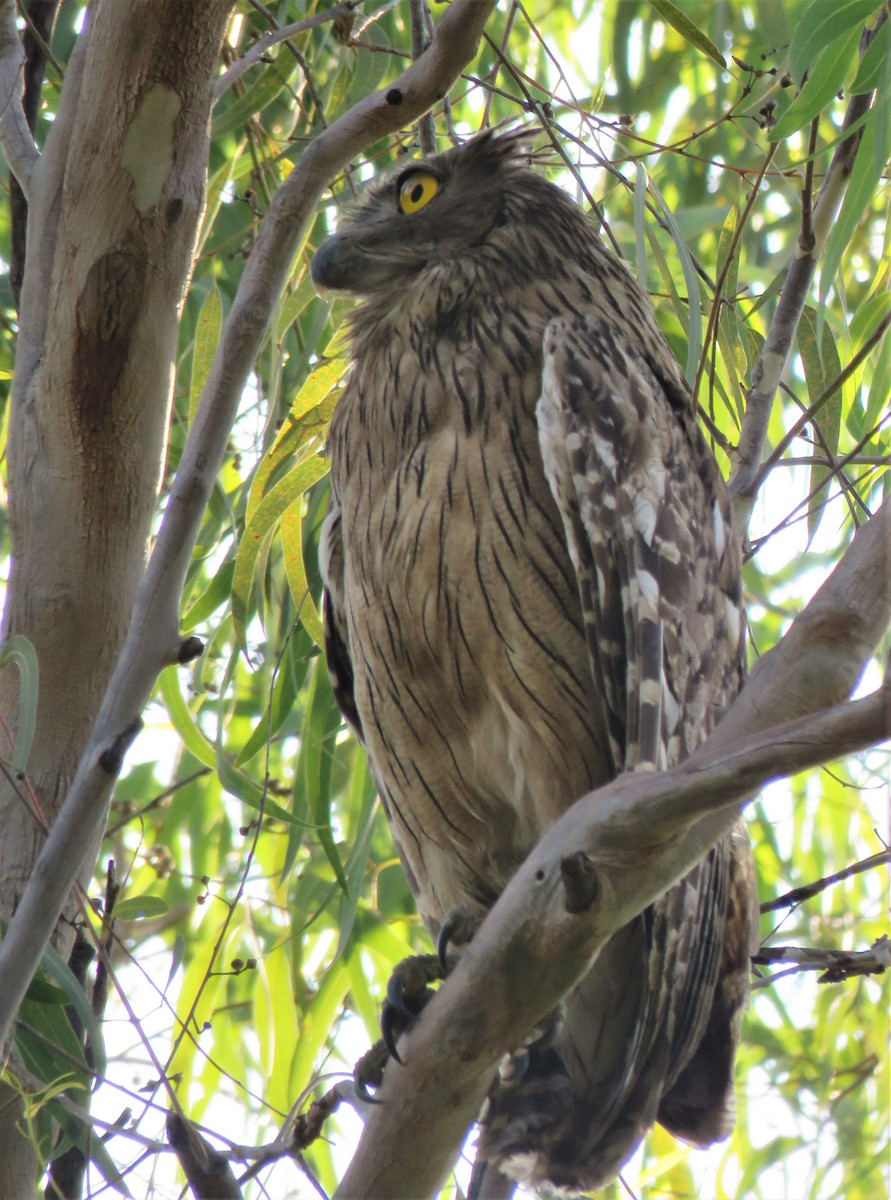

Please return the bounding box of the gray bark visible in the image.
[0,3,234,1193]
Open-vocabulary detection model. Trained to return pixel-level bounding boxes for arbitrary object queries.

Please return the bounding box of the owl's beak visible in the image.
[311,235,351,293]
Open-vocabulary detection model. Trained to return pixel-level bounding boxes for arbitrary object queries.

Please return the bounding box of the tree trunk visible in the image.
[0,3,232,1193]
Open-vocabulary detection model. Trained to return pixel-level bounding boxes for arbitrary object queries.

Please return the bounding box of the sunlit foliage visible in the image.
[0,2,887,1197]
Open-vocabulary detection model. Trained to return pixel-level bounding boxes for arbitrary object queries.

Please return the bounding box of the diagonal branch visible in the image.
[729,12,886,531]
[0,0,39,196]
[334,503,891,1199]
[0,0,500,1052]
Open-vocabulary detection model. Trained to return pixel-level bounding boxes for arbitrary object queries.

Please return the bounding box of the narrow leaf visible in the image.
[281,499,326,649]
[821,109,882,303]
[0,634,39,773]
[646,0,726,66]
[788,0,880,85]
[232,455,329,650]
[648,179,702,383]
[771,26,862,141]
[189,283,223,427]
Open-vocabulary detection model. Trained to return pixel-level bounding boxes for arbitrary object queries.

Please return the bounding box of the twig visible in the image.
[728,15,884,529]
[410,0,435,155]
[754,309,891,487]
[167,1113,243,1200]
[693,141,778,412]
[752,935,891,985]
[214,3,360,102]
[761,849,891,913]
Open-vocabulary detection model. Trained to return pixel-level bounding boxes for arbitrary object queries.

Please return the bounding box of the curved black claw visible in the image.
[381,952,443,1061]
[380,998,407,1064]
[436,905,480,969]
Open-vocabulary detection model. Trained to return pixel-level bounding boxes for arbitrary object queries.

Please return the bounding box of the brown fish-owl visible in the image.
[313,130,756,1192]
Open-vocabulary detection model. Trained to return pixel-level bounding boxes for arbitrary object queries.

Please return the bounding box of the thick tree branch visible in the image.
[335,504,891,1200]
[0,0,498,1055]
[0,0,39,195]
[729,14,885,529]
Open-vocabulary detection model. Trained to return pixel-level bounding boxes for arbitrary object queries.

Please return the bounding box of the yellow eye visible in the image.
[398,171,440,214]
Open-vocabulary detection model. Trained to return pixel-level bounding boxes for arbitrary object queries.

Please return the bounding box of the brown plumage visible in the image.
[313,130,756,1192]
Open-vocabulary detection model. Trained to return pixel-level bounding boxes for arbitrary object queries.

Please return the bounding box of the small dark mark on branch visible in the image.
[560,851,600,913]
[98,717,144,775]
[178,635,205,664]
[386,87,403,105]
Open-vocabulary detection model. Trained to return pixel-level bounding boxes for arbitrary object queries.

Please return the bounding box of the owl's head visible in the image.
[311,130,549,295]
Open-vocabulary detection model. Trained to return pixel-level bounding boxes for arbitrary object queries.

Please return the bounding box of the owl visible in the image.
[313,130,756,1192]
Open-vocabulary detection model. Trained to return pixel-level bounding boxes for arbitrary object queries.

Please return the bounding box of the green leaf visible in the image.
[232,454,329,650]
[821,109,884,303]
[797,307,843,540]
[181,556,236,631]
[189,283,223,426]
[274,266,318,341]
[633,162,648,287]
[645,0,726,66]
[850,14,891,92]
[648,179,702,384]
[114,894,170,921]
[771,25,862,141]
[290,958,350,1097]
[287,657,348,891]
[211,56,295,138]
[213,739,295,825]
[282,499,325,649]
[0,634,39,774]
[38,941,107,1081]
[158,665,215,769]
[337,762,378,955]
[788,0,880,85]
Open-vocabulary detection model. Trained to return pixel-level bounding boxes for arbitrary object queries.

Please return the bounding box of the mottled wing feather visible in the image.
[537,312,744,774]
[319,497,364,740]
[536,312,747,1147]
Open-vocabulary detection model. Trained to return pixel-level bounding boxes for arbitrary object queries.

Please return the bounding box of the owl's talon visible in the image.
[380,999,406,1064]
[355,1076,384,1104]
[379,951,444,1061]
[437,904,479,968]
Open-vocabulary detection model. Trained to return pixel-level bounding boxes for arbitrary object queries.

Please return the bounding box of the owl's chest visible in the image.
[331,343,560,663]
[328,339,612,911]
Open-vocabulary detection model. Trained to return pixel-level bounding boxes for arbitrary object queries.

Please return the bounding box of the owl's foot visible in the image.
[352,951,445,1102]
[381,951,444,1061]
[353,907,485,1100]
[353,1038,390,1103]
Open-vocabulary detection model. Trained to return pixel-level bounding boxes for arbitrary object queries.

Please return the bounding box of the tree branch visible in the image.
[761,849,891,913]
[752,935,891,986]
[0,0,499,1056]
[729,13,885,529]
[0,0,39,196]
[334,504,891,1199]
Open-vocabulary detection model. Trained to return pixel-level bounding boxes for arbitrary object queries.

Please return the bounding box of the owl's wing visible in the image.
[319,494,364,740]
[530,312,751,1170]
[536,312,745,775]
